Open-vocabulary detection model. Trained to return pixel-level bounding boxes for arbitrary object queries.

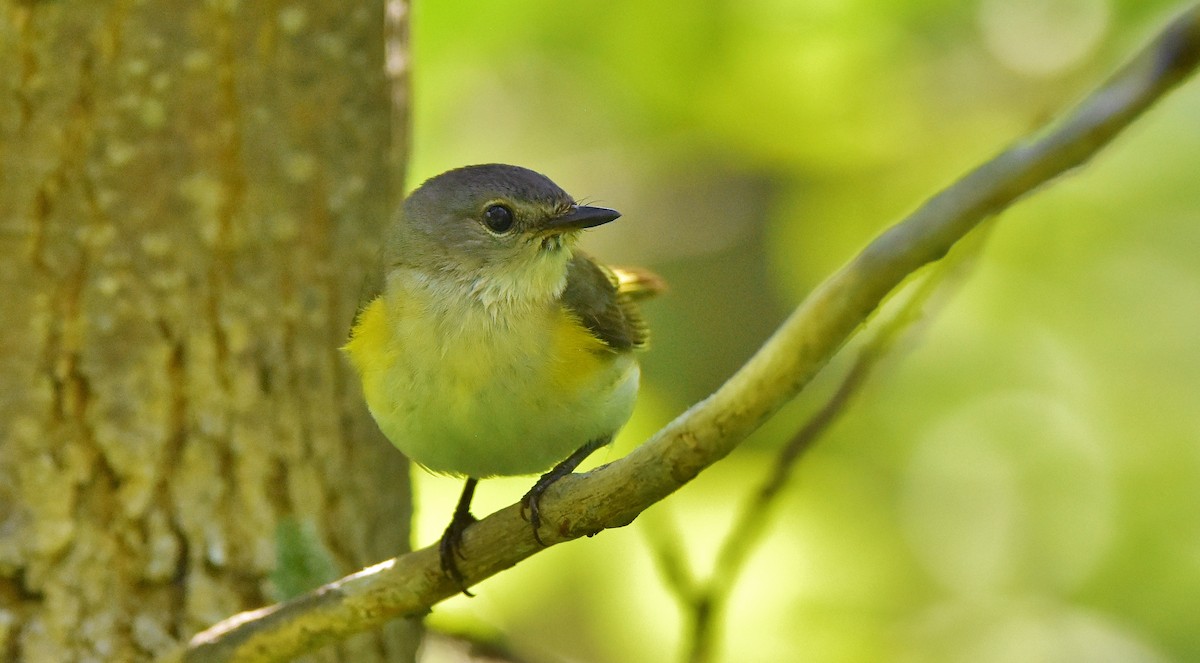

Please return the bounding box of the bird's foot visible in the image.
[520,437,610,545]
[520,476,558,546]
[439,509,478,596]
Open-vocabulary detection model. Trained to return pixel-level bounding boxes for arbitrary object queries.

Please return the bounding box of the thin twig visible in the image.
[643,512,701,606]
[169,6,1200,662]
[680,223,995,663]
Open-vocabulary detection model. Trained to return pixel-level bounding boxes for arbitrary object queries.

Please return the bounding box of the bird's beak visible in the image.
[544,205,621,232]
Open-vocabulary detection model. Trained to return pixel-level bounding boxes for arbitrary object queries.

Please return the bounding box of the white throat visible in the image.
[390,246,572,325]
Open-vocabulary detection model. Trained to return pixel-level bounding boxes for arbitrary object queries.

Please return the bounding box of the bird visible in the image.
[343,163,661,588]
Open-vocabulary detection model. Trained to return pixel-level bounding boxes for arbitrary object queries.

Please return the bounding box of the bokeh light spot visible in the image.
[977,0,1110,76]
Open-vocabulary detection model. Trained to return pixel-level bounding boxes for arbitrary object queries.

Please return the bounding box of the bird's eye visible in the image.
[482,204,515,233]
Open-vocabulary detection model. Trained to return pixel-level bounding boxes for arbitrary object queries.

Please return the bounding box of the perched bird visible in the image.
[344,164,660,587]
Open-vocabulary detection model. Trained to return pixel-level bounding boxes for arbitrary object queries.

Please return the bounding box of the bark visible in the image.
[0,2,415,661]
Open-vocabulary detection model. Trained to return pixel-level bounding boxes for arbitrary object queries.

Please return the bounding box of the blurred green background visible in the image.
[402,1,1200,661]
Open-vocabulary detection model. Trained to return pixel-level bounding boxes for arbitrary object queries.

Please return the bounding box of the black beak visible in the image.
[545,205,621,231]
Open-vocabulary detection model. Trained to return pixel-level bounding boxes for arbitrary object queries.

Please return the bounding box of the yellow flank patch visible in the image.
[549,308,611,393]
[341,284,639,477]
[346,295,616,405]
[342,298,393,383]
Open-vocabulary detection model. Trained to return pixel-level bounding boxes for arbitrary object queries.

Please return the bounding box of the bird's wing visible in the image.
[561,252,655,352]
[610,266,667,302]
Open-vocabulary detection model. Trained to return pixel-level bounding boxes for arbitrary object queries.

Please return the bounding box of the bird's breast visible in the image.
[344,284,638,477]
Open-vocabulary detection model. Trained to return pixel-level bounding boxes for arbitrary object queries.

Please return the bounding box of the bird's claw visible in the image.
[439,510,478,596]
[520,484,549,546]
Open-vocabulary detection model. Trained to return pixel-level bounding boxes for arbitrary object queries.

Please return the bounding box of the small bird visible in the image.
[343,164,660,587]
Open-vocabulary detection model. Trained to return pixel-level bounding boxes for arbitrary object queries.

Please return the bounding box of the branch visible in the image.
[674,222,995,663]
[171,6,1200,662]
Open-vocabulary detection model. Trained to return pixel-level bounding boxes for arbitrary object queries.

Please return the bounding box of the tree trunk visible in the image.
[0,2,416,661]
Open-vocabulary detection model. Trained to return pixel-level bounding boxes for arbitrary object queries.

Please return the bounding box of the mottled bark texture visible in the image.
[0,2,415,661]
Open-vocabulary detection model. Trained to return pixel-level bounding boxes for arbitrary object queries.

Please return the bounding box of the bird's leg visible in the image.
[521,436,609,545]
[439,477,478,594]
